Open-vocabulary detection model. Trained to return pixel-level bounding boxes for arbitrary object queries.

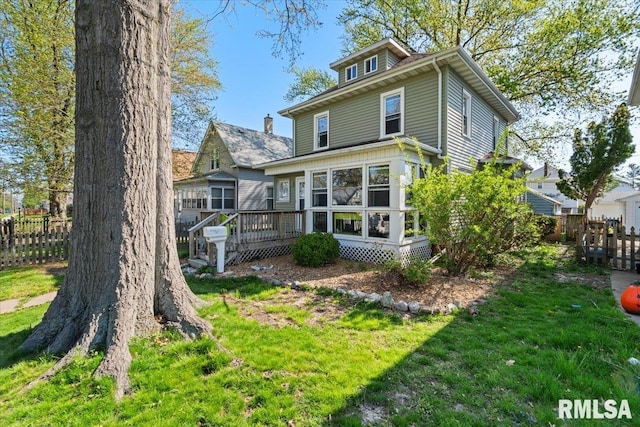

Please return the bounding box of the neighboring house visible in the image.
[524,189,562,216]
[260,38,520,264]
[526,164,581,214]
[589,185,640,230]
[174,117,293,223]
[628,49,640,106]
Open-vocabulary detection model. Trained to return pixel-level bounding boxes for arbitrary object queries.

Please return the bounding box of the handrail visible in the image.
[188,211,220,233]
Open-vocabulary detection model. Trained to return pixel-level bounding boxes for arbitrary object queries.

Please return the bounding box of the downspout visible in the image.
[432,57,445,161]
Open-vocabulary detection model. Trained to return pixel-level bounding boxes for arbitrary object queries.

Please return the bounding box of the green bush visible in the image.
[533,215,557,239]
[291,232,340,267]
[382,257,432,285]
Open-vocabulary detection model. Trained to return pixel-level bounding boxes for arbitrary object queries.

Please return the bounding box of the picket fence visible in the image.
[0,228,70,270]
[577,223,640,271]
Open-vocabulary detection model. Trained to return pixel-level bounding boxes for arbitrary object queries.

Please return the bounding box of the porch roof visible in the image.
[257,137,441,174]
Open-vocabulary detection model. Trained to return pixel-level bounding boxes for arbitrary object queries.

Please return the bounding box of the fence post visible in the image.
[621,226,627,270]
[631,227,636,271]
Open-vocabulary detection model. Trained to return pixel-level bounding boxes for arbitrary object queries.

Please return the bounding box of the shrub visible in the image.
[533,215,557,239]
[382,257,432,285]
[291,232,340,267]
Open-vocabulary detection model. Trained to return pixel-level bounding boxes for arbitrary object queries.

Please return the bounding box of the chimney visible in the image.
[264,114,273,134]
[543,162,548,177]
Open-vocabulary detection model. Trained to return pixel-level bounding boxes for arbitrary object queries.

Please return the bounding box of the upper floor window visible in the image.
[380,88,404,138]
[210,147,220,170]
[493,116,500,149]
[462,89,472,138]
[345,64,357,82]
[266,186,274,210]
[314,112,329,150]
[365,55,378,74]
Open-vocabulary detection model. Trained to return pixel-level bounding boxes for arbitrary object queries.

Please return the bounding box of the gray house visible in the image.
[261,38,519,264]
[174,118,292,223]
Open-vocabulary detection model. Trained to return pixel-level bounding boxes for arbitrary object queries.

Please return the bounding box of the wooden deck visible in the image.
[187,210,305,267]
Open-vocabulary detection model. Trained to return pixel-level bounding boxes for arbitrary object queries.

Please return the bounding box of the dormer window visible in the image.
[365,55,378,74]
[345,64,357,82]
[210,147,220,170]
[314,111,329,150]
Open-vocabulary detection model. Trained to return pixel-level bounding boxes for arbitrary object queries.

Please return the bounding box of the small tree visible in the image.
[557,103,634,223]
[410,157,537,275]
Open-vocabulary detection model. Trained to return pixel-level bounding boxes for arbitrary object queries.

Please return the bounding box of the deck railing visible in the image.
[187,210,305,265]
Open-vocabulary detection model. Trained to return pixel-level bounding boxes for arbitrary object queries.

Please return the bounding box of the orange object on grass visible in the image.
[621,283,640,315]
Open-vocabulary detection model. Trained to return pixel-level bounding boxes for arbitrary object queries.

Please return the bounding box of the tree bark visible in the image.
[20,0,211,400]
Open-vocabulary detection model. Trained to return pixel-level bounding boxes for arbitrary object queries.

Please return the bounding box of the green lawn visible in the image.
[0,263,65,301]
[1,245,640,426]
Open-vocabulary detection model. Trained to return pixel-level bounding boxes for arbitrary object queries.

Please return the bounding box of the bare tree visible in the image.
[20,0,210,400]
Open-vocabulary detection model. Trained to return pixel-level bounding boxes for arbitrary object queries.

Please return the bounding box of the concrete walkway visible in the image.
[609,270,640,327]
[0,291,57,315]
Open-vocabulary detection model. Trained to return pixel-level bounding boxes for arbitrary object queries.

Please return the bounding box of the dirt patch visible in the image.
[222,255,502,327]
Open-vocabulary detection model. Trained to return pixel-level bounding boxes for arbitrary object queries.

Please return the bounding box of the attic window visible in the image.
[210,147,220,170]
[365,55,378,74]
[345,64,357,82]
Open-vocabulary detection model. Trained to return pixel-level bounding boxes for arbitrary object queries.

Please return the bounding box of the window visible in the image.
[211,187,235,210]
[493,116,500,149]
[181,187,207,209]
[368,165,390,207]
[277,179,290,202]
[313,212,327,232]
[332,168,362,206]
[312,172,328,207]
[345,64,357,81]
[266,186,274,210]
[210,147,220,170]
[314,112,329,150]
[462,89,471,137]
[333,212,362,236]
[404,211,418,238]
[365,55,378,74]
[368,212,389,238]
[537,182,543,189]
[380,88,404,137]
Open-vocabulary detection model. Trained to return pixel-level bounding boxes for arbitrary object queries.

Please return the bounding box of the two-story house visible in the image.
[261,38,520,264]
[174,117,292,223]
[526,164,581,214]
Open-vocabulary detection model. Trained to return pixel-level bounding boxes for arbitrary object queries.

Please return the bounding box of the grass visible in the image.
[0,263,64,301]
[2,244,640,426]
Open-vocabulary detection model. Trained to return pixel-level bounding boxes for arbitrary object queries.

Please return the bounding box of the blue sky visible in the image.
[182,0,346,139]
[180,0,640,167]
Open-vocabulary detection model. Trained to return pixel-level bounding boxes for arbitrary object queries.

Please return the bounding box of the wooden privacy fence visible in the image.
[0,227,70,270]
[577,223,640,271]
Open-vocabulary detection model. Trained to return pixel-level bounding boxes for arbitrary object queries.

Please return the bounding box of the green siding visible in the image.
[273,173,303,211]
[294,72,440,157]
[338,49,390,87]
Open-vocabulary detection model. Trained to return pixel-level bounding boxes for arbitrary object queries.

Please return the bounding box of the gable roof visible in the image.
[193,121,293,171]
[526,189,562,206]
[528,165,561,180]
[172,150,197,181]
[279,44,519,123]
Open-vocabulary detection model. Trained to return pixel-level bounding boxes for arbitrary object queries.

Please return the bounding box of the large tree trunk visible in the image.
[20,0,211,400]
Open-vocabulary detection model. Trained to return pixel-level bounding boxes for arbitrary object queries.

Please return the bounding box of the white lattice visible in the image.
[234,244,293,265]
[339,239,432,265]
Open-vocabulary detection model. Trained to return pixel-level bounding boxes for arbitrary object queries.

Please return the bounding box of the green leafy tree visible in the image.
[557,103,634,222]
[0,1,220,217]
[620,163,640,189]
[284,66,337,102]
[290,0,639,159]
[410,155,537,275]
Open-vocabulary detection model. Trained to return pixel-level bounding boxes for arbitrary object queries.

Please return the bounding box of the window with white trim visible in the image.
[312,172,328,207]
[211,187,235,210]
[380,88,404,137]
[364,55,378,74]
[368,165,390,207]
[345,64,357,82]
[332,168,362,206]
[314,112,329,150]
[493,116,500,149]
[266,186,274,210]
[210,147,220,170]
[368,212,389,238]
[462,89,471,138]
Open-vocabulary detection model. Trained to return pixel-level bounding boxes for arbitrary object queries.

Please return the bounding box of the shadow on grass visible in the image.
[0,327,40,369]
[188,275,275,299]
[323,245,640,426]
